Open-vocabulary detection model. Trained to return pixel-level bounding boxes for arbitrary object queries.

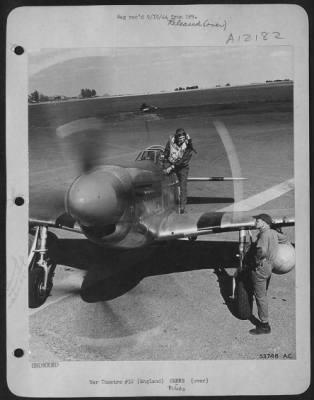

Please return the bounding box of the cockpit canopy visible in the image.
[135,145,165,164]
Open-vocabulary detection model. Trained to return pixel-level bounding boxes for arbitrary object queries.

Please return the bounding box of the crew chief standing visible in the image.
[250,213,289,335]
[163,128,196,214]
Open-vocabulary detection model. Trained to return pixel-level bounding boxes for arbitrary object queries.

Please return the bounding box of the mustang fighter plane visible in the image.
[29,144,295,317]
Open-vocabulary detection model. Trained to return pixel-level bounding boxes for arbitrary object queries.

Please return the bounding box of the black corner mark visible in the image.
[14,46,24,55]
[15,197,24,206]
[14,348,24,358]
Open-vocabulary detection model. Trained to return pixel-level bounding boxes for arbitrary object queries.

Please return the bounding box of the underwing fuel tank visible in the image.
[272,242,296,274]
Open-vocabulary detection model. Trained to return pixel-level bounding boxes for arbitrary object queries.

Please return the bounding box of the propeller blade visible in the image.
[56,117,109,174]
[212,119,244,204]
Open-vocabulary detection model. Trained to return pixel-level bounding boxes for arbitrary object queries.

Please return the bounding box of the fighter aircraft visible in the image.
[29,141,295,318]
[140,102,158,112]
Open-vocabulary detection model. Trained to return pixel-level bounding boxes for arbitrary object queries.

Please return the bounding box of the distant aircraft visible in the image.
[29,144,295,318]
[140,103,158,112]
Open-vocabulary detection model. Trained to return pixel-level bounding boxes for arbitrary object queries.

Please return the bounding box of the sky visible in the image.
[28,46,292,97]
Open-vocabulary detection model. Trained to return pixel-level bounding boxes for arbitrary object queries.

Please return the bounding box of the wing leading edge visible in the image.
[188,177,247,182]
[156,208,294,240]
[29,213,83,234]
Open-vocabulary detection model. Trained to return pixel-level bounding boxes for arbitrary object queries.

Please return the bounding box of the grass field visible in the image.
[29,82,293,128]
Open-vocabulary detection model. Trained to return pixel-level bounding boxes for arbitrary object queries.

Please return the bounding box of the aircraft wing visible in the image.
[29,212,83,234]
[156,208,294,240]
[188,177,247,182]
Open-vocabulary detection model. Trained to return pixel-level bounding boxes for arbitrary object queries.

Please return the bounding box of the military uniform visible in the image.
[163,130,195,213]
[250,213,288,334]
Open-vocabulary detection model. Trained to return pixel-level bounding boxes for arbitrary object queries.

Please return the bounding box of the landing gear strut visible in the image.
[231,228,254,320]
[28,226,57,308]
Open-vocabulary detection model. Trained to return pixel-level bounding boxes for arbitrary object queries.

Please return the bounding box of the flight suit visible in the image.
[164,139,193,213]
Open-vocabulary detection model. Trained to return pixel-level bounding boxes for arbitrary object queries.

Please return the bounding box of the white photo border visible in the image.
[6,4,310,397]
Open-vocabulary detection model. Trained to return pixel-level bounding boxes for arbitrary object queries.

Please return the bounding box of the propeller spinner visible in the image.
[65,169,128,227]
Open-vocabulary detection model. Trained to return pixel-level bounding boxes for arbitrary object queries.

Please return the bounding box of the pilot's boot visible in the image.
[249,322,271,335]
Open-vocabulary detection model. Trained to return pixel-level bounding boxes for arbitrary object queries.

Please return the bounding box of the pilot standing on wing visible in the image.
[163,128,196,214]
[249,213,289,335]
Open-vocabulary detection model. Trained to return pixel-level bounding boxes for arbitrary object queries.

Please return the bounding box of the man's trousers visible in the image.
[251,261,272,323]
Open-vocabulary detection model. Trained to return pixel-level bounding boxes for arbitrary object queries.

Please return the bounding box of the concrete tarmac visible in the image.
[29,99,295,361]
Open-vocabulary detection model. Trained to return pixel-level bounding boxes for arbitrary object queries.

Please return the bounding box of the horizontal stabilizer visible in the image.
[188,177,247,182]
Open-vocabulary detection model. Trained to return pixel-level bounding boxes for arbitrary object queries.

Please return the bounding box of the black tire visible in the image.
[235,271,253,320]
[29,266,48,308]
[28,231,57,308]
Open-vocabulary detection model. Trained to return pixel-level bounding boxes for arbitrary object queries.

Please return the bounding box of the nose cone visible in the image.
[66,170,127,227]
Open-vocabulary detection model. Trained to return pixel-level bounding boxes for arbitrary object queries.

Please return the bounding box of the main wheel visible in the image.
[29,266,48,308]
[234,270,253,320]
[28,232,57,308]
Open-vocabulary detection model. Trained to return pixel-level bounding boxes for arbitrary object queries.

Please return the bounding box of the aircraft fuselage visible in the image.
[65,160,180,248]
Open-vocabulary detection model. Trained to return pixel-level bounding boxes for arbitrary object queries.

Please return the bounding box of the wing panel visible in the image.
[157,208,294,240]
[29,213,83,234]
